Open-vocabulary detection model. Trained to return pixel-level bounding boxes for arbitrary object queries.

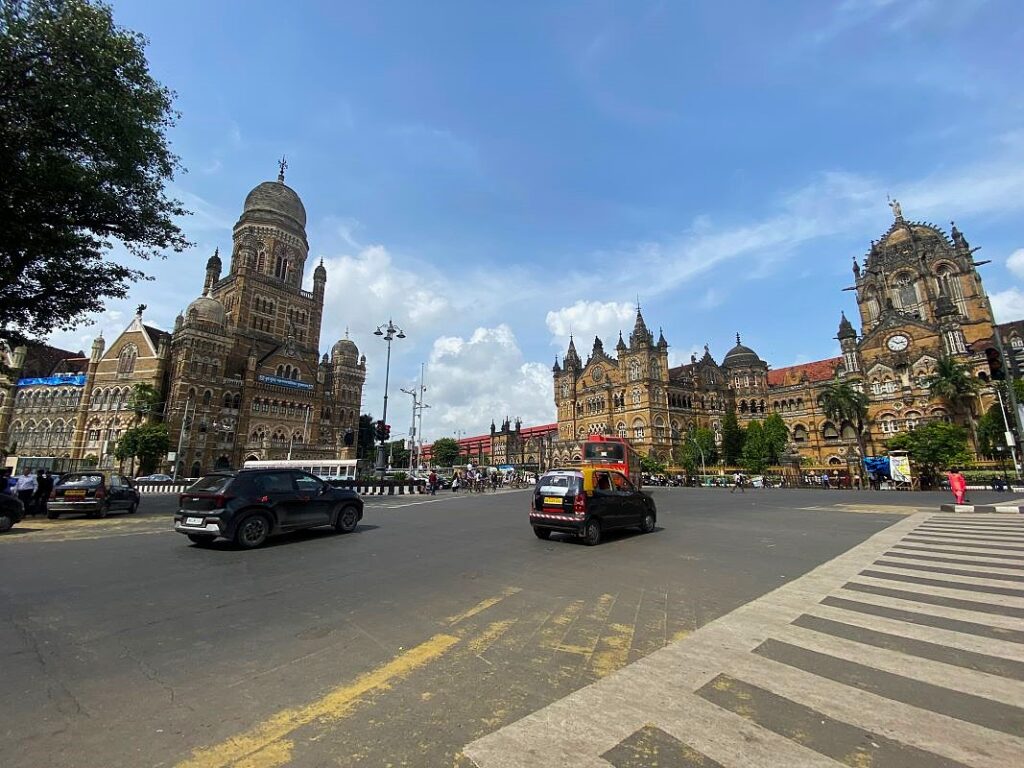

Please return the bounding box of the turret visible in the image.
[629,307,652,349]
[563,336,581,371]
[837,312,860,374]
[313,257,327,297]
[616,331,627,354]
[204,248,222,293]
[90,333,106,364]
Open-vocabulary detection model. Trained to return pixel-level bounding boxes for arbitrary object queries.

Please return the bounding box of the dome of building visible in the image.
[242,180,307,229]
[332,336,359,359]
[721,333,762,368]
[881,224,939,247]
[186,292,225,327]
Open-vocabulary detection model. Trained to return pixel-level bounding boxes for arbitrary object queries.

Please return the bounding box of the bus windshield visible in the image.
[583,443,625,462]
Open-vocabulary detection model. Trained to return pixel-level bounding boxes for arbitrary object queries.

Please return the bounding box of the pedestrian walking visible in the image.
[428,470,437,496]
[452,472,460,494]
[730,471,745,494]
[15,468,38,516]
[946,467,967,505]
[35,470,54,517]
[821,472,830,490]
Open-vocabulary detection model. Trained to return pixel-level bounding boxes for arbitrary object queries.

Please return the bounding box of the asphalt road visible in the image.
[0,487,1012,767]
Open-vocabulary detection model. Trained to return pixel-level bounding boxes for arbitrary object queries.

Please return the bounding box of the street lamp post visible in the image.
[400,387,417,472]
[373,320,405,478]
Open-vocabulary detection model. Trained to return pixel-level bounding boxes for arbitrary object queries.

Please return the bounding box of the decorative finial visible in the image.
[136,304,146,317]
[736,332,741,345]
[344,326,350,339]
[319,257,324,267]
[277,155,288,182]
[887,195,902,220]
[213,246,219,258]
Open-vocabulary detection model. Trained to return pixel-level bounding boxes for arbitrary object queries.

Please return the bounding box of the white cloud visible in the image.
[1007,249,1024,280]
[990,288,1024,323]
[420,325,555,441]
[545,300,634,348]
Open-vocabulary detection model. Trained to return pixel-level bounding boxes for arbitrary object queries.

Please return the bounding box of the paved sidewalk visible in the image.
[464,513,1024,767]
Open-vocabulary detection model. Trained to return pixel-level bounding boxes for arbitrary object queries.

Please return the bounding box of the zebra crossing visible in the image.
[464,513,1024,767]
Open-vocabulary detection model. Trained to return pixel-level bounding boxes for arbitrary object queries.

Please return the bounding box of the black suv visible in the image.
[174,469,364,548]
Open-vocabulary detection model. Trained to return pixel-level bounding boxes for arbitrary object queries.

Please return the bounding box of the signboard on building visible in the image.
[257,374,314,391]
[16,373,87,387]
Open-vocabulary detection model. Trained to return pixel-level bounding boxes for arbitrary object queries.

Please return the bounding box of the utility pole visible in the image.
[172,395,193,481]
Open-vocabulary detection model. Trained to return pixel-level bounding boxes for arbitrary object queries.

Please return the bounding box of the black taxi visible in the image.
[530,467,656,545]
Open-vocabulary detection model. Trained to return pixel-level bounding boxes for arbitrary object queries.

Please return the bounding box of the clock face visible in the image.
[591,366,603,382]
[887,334,910,352]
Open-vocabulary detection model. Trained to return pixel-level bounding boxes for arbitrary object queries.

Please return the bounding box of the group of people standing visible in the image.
[2,467,56,516]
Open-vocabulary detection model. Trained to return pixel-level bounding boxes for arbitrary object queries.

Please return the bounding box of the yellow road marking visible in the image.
[467,619,517,655]
[445,587,520,626]
[535,599,585,651]
[175,632,459,768]
[233,740,293,768]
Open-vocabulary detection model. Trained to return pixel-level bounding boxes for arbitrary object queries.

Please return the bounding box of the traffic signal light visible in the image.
[986,347,1006,381]
[374,420,386,441]
[383,424,391,440]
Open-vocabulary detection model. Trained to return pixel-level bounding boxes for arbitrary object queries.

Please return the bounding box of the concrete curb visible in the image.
[938,503,1023,514]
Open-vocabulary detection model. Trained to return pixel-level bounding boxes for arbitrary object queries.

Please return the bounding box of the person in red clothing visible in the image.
[946,467,967,504]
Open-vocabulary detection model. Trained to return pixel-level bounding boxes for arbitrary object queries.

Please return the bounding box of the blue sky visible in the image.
[51,0,1024,441]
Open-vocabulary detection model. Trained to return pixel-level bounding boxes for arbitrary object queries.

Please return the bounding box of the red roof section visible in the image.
[766,357,842,387]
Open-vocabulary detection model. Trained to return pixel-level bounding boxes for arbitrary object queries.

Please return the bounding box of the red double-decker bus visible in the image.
[580,435,642,487]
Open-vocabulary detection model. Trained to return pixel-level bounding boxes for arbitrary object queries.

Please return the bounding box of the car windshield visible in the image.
[188,474,234,493]
[537,473,580,494]
[59,474,103,487]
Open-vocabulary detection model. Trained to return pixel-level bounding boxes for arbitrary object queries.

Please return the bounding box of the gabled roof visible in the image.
[143,324,171,349]
[21,344,85,379]
[767,357,842,388]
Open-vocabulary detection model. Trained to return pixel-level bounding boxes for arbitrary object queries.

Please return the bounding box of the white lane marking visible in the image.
[804,602,1024,662]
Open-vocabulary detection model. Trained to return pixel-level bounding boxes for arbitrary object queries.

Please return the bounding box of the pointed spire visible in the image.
[277,155,288,182]
[592,335,604,357]
[736,332,742,346]
[616,331,627,353]
[837,311,856,339]
[552,355,562,374]
[657,327,668,348]
[564,335,581,370]
[629,306,652,348]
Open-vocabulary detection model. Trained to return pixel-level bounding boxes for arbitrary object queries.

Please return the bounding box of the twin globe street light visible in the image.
[373,319,405,478]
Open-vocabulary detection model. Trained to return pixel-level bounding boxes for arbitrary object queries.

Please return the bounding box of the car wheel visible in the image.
[234,513,271,549]
[47,510,60,520]
[335,504,359,533]
[187,534,216,546]
[0,514,12,533]
[533,526,551,540]
[583,520,601,546]
[94,502,109,519]
[128,501,138,514]
[640,512,656,533]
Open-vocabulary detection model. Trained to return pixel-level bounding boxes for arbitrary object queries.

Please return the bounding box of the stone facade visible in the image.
[551,204,1005,468]
[0,168,366,474]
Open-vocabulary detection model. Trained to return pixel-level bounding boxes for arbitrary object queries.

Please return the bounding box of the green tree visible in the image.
[127,382,161,423]
[113,422,169,475]
[0,0,189,349]
[674,427,718,475]
[741,420,771,473]
[1013,379,1024,405]
[761,412,789,464]
[721,407,745,465]
[388,439,410,469]
[976,403,1004,459]
[818,376,869,475]
[431,437,461,467]
[887,421,971,489]
[923,357,982,433]
[639,454,666,475]
[356,414,375,461]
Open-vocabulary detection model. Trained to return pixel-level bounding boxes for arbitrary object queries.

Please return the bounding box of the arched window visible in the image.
[894,273,919,315]
[879,414,899,434]
[822,422,839,441]
[841,422,858,440]
[617,422,627,438]
[631,388,642,406]
[650,359,661,379]
[202,390,212,407]
[632,419,645,440]
[629,360,641,381]
[117,344,138,374]
[1012,336,1024,350]
[654,417,665,438]
[904,411,921,430]
[935,264,967,316]
[792,424,808,443]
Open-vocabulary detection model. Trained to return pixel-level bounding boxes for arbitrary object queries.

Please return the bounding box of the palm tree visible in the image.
[819,376,870,477]
[923,356,982,446]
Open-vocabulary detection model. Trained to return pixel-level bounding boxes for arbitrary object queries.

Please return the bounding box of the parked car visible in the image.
[0,494,25,533]
[135,473,173,482]
[47,472,140,519]
[174,469,364,549]
[530,467,657,546]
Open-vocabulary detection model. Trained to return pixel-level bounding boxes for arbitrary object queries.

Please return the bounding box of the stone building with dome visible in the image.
[550,202,1006,469]
[0,165,366,474]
